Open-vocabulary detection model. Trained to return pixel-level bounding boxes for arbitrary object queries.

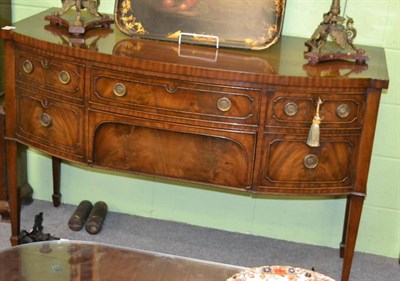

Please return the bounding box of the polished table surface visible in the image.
[0,241,244,281]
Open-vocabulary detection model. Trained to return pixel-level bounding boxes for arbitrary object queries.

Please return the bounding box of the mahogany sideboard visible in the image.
[0,9,389,281]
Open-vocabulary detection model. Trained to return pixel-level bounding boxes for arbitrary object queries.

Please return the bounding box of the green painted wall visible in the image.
[10,1,399,258]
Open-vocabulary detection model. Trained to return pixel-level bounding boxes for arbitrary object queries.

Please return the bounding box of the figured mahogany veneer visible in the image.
[0,9,389,281]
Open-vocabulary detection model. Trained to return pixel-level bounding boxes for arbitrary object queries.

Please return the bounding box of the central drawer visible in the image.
[90,67,260,124]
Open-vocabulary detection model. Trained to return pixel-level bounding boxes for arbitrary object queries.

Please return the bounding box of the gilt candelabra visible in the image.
[304,0,369,64]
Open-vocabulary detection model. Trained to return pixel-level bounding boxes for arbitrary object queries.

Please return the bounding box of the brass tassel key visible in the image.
[307,98,323,147]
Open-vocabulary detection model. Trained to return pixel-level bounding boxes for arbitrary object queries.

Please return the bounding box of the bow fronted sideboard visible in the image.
[0,9,389,281]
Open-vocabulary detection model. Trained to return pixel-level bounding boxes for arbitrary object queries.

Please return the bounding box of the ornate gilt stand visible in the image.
[45,0,113,34]
[304,0,369,64]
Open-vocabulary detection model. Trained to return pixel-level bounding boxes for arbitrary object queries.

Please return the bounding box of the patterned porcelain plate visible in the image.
[227,265,335,281]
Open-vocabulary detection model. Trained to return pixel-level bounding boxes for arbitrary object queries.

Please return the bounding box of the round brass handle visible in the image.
[59,71,71,85]
[284,102,299,116]
[336,104,350,118]
[39,113,52,128]
[304,154,318,169]
[217,97,232,112]
[113,83,127,97]
[22,60,34,74]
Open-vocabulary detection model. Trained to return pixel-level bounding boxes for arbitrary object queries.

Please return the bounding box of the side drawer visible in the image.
[256,133,359,193]
[88,110,256,189]
[16,87,84,158]
[15,48,85,100]
[266,91,365,129]
[90,67,260,124]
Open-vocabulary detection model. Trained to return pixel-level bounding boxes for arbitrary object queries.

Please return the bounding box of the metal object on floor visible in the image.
[68,200,93,231]
[86,201,108,234]
[18,212,59,244]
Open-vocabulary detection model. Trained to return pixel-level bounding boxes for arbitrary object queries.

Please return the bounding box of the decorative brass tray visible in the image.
[114,0,286,50]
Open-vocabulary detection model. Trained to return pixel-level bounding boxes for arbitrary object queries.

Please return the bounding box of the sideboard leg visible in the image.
[6,140,20,246]
[0,105,8,219]
[17,147,34,205]
[341,194,365,281]
[52,157,62,207]
[340,195,351,258]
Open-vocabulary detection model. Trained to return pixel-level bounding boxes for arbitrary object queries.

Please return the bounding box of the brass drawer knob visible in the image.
[113,83,127,97]
[39,113,52,127]
[22,60,34,74]
[304,154,318,169]
[217,97,232,112]
[336,104,350,118]
[59,71,71,85]
[284,102,298,116]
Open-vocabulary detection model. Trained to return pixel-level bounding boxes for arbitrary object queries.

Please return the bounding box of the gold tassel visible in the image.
[307,98,323,147]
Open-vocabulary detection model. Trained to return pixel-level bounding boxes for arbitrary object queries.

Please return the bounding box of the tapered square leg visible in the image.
[341,194,365,281]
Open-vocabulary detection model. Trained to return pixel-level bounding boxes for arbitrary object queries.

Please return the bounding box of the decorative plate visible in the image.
[114,0,286,50]
[227,265,335,281]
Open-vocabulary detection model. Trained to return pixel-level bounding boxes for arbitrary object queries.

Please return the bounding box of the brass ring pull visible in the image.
[59,71,71,85]
[22,60,33,74]
[113,83,127,97]
[39,113,52,128]
[304,154,318,169]
[336,104,350,118]
[284,102,299,116]
[217,97,232,112]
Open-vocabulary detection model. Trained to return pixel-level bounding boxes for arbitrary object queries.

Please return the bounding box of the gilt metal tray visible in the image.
[115,0,286,50]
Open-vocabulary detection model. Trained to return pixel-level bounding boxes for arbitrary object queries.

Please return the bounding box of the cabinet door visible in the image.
[88,111,256,190]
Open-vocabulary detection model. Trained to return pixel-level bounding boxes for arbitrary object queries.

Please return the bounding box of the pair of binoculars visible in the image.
[68,200,108,234]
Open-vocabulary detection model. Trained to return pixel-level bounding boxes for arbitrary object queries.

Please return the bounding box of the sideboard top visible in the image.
[1,8,389,89]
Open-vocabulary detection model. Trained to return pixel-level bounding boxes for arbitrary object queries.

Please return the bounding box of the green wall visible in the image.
[11,1,399,259]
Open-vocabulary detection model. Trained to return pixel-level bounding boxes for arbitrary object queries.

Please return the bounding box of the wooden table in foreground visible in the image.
[0,8,389,281]
[0,241,243,280]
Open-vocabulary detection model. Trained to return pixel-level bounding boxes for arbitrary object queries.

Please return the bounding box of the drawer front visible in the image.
[266,92,365,129]
[91,68,259,124]
[89,111,256,189]
[16,87,84,156]
[258,134,359,190]
[15,49,84,100]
